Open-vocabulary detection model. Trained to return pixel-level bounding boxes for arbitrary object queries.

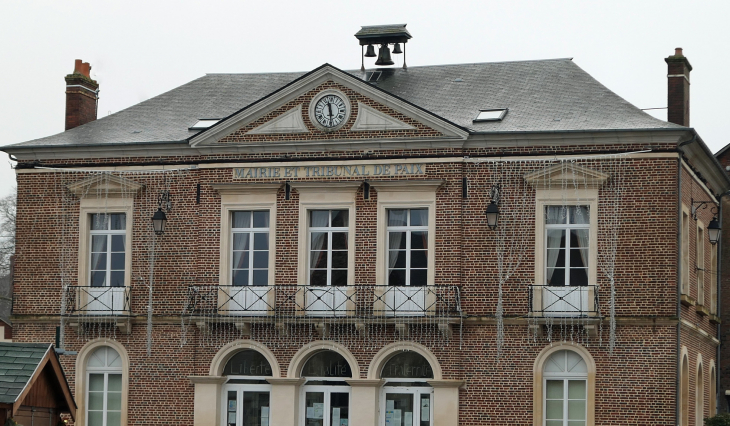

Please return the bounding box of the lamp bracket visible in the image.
[489,184,501,205]
[158,190,172,212]
[691,198,715,220]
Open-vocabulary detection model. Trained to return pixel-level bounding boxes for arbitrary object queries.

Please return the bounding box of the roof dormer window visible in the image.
[474,109,507,122]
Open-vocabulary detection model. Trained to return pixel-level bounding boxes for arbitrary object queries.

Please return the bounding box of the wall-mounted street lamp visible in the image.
[485,201,500,230]
[707,216,721,245]
[152,208,167,235]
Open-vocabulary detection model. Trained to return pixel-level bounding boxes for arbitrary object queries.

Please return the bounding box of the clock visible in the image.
[309,89,351,131]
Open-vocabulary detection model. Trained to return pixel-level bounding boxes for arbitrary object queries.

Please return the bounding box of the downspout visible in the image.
[677,155,683,426]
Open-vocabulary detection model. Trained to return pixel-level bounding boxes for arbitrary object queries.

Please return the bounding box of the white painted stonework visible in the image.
[351,102,415,132]
[247,104,309,134]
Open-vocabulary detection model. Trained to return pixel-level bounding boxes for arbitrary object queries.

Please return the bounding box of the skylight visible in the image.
[474,109,507,122]
[365,71,382,82]
[189,119,220,130]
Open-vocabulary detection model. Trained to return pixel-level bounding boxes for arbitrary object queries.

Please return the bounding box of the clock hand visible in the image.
[327,102,334,120]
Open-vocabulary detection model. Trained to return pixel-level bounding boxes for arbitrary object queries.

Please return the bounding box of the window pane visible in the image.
[233,251,249,269]
[87,411,103,426]
[332,251,348,268]
[547,268,565,286]
[331,210,348,227]
[111,253,125,270]
[546,206,567,224]
[570,206,590,225]
[330,392,349,426]
[232,270,249,286]
[546,230,565,248]
[569,269,588,286]
[331,232,348,250]
[411,231,428,249]
[107,391,122,410]
[546,380,563,399]
[252,270,268,286]
[568,400,586,420]
[310,270,327,286]
[110,271,124,287]
[331,270,347,286]
[388,210,407,226]
[410,209,428,226]
[88,391,104,410]
[310,210,330,227]
[89,374,104,391]
[545,400,563,420]
[410,251,427,268]
[311,251,328,269]
[253,233,269,250]
[410,269,427,286]
[91,235,107,252]
[253,251,268,268]
[107,411,121,426]
[390,251,406,268]
[567,421,586,426]
[91,271,106,287]
[233,233,250,251]
[110,214,126,230]
[570,249,588,268]
[311,232,328,250]
[546,421,563,426]
[91,253,107,271]
[389,269,406,286]
[389,232,407,250]
[232,211,251,228]
[111,235,125,252]
[91,214,109,230]
[108,374,122,392]
[252,211,269,228]
[568,380,586,399]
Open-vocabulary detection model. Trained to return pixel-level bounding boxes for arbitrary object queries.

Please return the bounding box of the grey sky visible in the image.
[1,0,727,199]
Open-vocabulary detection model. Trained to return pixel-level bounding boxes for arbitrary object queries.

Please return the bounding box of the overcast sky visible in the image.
[1,0,728,199]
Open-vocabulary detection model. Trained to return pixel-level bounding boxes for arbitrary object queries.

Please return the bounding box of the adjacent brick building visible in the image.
[2,26,728,426]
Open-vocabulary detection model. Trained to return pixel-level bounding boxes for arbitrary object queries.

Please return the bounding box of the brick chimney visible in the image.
[65,59,99,131]
[665,47,692,127]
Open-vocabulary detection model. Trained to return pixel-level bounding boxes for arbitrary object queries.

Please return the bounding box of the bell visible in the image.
[364,45,376,57]
[392,43,402,54]
[375,44,394,66]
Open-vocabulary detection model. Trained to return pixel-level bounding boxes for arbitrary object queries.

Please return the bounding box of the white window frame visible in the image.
[533,190,598,317]
[697,221,705,306]
[386,208,430,287]
[81,344,128,426]
[230,210,272,287]
[543,206,590,287]
[541,350,588,426]
[710,244,718,315]
[221,379,272,426]
[308,209,350,286]
[299,382,351,426]
[213,184,279,316]
[89,213,127,288]
[681,206,690,295]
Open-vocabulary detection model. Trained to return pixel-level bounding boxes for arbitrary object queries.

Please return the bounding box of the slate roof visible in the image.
[6,59,682,149]
[0,342,50,404]
[355,24,412,40]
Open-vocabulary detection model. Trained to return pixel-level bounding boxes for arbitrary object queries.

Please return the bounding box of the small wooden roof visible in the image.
[0,342,76,420]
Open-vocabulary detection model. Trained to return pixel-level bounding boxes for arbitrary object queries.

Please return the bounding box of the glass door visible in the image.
[382,387,432,426]
[223,384,271,426]
[302,385,350,426]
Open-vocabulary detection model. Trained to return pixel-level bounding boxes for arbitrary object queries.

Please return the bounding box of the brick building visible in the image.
[2,26,728,426]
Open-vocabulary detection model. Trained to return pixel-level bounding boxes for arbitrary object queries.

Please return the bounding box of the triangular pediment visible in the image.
[524,163,610,189]
[189,64,467,147]
[68,174,144,198]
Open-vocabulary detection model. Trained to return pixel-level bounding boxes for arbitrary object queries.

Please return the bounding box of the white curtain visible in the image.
[545,207,563,285]
[309,211,329,270]
[575,229,590,269]
[388,210,407,269]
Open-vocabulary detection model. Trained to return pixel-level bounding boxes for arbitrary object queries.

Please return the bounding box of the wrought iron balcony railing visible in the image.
[182,285,461,319]
[528,285,599,318]
[62,285,131,316]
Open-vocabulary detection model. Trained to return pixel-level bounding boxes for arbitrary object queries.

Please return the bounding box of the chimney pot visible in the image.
[675,47,683,56]
[65,59,99,130]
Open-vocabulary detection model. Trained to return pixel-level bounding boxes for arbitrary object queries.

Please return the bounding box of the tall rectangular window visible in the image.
[387,208,428,286]
[681,210,690,294]
[231,211,270,287]
[711,244,718,314]
[309,210,349,286]
[89,213,126,288]
[697,225,705,305]
[545,206,589,286]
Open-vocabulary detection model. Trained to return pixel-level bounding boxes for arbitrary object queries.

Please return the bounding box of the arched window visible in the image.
[542,350,587,426]
[710,364,717,416]
[697,362,704,426]
[86,346,123,426]
[222,350,272,426]
[681,353,689,426]
[381,351,434,426]
[300,351,352,426]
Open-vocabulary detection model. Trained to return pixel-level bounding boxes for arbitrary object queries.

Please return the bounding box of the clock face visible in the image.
[314,94,347,129]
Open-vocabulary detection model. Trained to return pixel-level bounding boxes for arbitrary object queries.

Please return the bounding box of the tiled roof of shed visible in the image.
[5,59,682,149]
[0,342,50,404]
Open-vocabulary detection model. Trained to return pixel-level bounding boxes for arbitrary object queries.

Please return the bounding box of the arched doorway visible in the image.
[300,350,353,426]
[380,351,435,426]
[222,349,273,426]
